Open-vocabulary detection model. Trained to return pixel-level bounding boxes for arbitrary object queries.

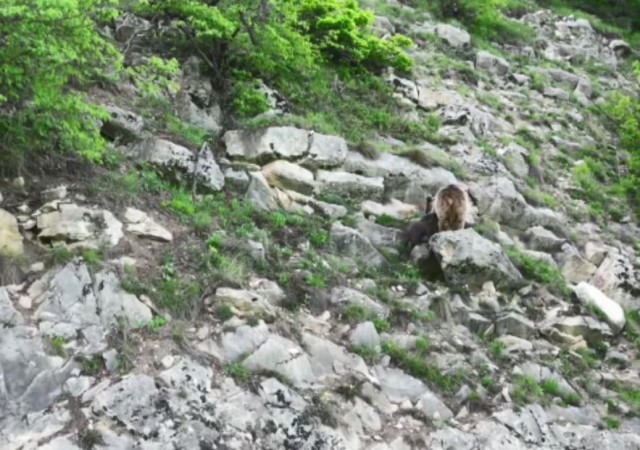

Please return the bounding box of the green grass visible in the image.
[49,336,67,357]
[224,363,250,385]
[382,340,463,393]
[351,345,380,364]
[504,246,571,297]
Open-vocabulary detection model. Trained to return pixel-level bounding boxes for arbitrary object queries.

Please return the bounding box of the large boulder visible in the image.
[136,139,225,192]
[434,23,471,48]
[428,229,523,290]
[261,160,315,196]
[330,222,385,269]
[574,282,625,334]
[315,170,384,203]
[223,127,348,168]
[100,105,144,143]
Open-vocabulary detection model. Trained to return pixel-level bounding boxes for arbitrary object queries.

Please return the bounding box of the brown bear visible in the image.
[431,183,470,232]
[401,196,440,252]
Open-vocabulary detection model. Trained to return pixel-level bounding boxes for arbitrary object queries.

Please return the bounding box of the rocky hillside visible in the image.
[1,1,640,449]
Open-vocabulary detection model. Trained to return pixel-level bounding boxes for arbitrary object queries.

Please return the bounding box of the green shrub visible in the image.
[0,0,121,170]
[602,61,640,218]
[430,0,535,44]
[504,246,570,296]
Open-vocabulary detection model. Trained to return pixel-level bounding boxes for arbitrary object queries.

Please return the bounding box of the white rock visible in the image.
[574,282,625,334]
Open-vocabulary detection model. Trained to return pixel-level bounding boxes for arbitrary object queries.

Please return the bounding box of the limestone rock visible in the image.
[574,282,625,334]
[214,287,277,320]
[476,51,510,76]
[0,209,24,256]
[435,23,471,48]
[316,170,384,203]
[137,138,225,191]
[224,126,309,163]
[428,229,523,290]
[100,105,144,142]
[525,226,566,253]
[123,207,173,242]
[262,160,316,195]
[330,222,385,268]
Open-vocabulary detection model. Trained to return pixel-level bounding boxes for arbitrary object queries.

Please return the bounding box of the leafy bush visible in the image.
[134,0,414,132]
[0,0,121,170]
[601,61,640,217]
[430,0,535,44]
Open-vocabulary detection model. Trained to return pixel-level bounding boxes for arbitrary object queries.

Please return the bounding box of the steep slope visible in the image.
[0,2,640,450]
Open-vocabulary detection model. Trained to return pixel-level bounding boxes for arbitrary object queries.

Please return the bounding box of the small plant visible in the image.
[415,336,429,354]
[382,340,462,392]
[80,354,104,376]
[489,340,506,360]
[81,248,102,266]
[47,247,73,265]
[511,375,543,405]
[603,416,620,430]
[373,318,390,333]
[351,345,380,364]
[49,336,67,357]
[540,378,561,397]
[146,316,167,333]
[192,211,213,233]
[224,363,250,385]
[78,428,105,450]
[215,304,234,321]
[504,246,571,297]
[343,304,371,323]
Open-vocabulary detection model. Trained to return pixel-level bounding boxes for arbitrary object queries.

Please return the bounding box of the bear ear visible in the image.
[425,196,434,213]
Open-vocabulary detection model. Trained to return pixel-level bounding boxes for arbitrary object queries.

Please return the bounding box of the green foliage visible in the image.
[0,0,121,170]
[224,363,250,384]
[382,340,463,392]
[430,0,535,44]
[601,62,640,218]
[504,246,571,296]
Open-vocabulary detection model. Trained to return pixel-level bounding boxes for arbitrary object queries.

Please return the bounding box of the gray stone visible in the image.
[94,270,153,328]
[221,321,270,362]
[330,222,385,268]
[224,126,309,163]
[574,282,625,334]
[41,185,68,202]
[91,374,160,437]
[214,287,277,320]
[123,207,173,242]
[0,209,24,256]
[496,312,536,339]
[356,217,402,249]
[416,390,453,421]
[556,244,597,284]
[262,160,316,195]
[329,287,387,317]
[35,203,123,249]
[373,365,427,403]
[525,226,566,252]
[543,87,571,101]
[435,23,471,48]
[0,288,24,327]
[349,322,381,349]
[242,335,316,388]
[428,229,523,290]
[245,171,275,211]
[137,138,225,191]
[316,170,384,203]
[303,332,372,383]
[301,132,349,169]
[101,105,144,142]
[476,51,510,76]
